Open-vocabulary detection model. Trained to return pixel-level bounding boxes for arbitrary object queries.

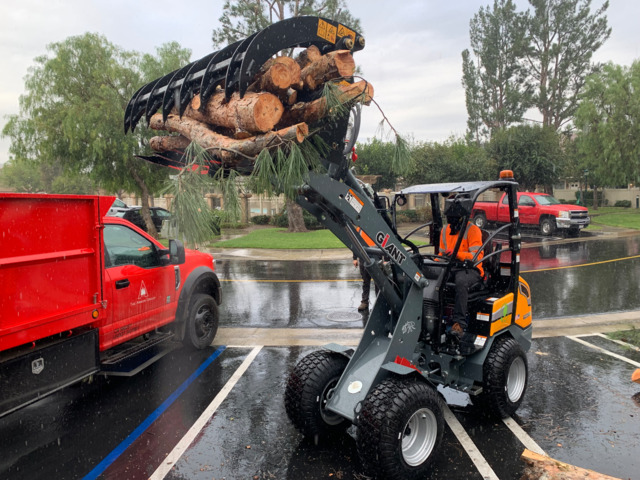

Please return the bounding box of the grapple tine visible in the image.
[124,16,365,132]
[160,63,194,124]
[124,83,146,133]
[199,46,234,110]
[224,33,257,100]
[178,56,211,117]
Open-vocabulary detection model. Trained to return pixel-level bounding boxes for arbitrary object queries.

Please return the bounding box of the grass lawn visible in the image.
[607,328,640,348]
[590,207,640,229]
[212,228,346,249]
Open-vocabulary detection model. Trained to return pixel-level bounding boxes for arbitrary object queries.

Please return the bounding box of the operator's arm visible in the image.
[464,224,483,263]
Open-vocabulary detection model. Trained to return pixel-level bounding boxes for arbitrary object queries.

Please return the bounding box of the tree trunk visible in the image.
[278,80,373,127]
[149,113,308,164]
[128,165,158,238]
[287,199,307,233]
[149,135,190,152]
[520,449,621,480]
[184,91,284,134]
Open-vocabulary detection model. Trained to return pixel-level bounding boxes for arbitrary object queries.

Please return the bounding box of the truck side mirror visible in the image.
[169,239,186,265]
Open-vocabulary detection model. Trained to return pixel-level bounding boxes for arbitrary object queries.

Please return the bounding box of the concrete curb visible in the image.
[213,311,640,347]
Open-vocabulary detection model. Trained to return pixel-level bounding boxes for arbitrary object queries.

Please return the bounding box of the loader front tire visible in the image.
[356,377,443,480]
[284,350,349,440]
[477,336,528,418]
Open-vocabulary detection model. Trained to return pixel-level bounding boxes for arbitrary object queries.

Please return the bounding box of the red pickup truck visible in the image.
[0,193,221,416]
[472,192,590,236]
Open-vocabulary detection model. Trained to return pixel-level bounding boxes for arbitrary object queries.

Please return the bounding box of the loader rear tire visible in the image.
[284,350,349,440]
[356,377,443,480]
[476,336,528,418]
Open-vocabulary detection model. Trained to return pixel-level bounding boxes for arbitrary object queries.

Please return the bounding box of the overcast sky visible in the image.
[1,0,638,166]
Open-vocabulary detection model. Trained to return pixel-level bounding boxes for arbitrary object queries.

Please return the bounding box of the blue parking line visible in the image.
[82,345,226,480]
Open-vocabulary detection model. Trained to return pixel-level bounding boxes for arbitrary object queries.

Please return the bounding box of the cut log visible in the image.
[149,135,190,152]
[278,80,374,127]
[296,45,322,69]
[183,91,284,134]
[300,50,356,90]
[149,113,308,166]
[520,449,622,480]
[249,56,303,101]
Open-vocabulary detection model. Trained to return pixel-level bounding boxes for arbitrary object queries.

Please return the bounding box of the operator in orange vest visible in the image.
[439,196,484,344]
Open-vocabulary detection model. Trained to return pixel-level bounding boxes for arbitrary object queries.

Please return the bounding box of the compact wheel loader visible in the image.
[124,16,532,479]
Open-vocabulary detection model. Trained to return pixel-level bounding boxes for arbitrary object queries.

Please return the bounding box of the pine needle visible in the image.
[162,142,219,245]
[392,134,411,175]
[321,81,350,120]
[212,167,242,223]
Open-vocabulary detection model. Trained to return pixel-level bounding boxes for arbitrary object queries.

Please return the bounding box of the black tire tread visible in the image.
[356,377,444,480]
[284,350,349,439]
[480,336,528,418]
[183,293,219,350]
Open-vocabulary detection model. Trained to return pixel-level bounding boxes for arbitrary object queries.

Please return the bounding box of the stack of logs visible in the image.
[148,45,373,167]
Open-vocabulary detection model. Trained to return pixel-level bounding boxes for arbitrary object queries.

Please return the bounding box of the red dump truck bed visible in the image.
[0,193,113,351]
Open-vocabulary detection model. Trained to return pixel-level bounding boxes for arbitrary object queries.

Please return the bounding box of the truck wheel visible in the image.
[357,377,443,480]
[476,336,528,418]
[473,212,487,229]
[284,350,349,440]
[183,294,219,349]
[540,218,555,236]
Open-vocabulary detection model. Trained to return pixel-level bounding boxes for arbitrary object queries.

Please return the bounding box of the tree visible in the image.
[574,62,640,199]
[354,139,398,190]
[405,137,496,186]
[212,0,361,232]
[487,124,563,191]
[0,157,96,194]
[1,34,191,237]
[462,0,531,143]
[524,0,611,130]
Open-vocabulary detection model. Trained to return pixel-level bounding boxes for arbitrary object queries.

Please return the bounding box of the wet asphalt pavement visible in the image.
[2,233,640,480]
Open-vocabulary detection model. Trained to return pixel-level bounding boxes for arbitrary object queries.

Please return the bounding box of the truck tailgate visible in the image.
[0,194,112,351]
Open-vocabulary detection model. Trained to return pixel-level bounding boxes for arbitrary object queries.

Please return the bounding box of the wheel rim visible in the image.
[401,408,438,467]
[542,221,552,235]
[507,357,526,402]
[475,216,485,228]
[319,377,343,426]
[194,305,214,339]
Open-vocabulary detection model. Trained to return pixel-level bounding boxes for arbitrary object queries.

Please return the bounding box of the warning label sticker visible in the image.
[337,24,356,42]
[317,19,337,43]
[345,189,364,213]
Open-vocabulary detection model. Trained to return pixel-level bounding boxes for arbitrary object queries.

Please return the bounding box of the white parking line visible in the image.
[149,346,263,480]
[593,332,640,352]
[568,336,640,368]
[502,417,546,456]
[442,404,500,480]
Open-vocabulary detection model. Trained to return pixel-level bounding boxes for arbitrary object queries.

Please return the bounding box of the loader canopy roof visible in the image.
[399,180,516,198]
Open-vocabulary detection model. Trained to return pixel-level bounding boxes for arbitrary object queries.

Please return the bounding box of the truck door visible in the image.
[101,224,176,351]
[497,193,511,223]
[517,195,537,225]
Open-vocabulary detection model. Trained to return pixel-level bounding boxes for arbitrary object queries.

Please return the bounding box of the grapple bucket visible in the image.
[124,16,364,135]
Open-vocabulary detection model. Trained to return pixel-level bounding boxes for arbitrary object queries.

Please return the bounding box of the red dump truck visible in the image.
[0,193,221,417]
[472,191,590,236]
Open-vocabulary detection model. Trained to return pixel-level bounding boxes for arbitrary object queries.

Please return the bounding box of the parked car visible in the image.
[472,191,590,236]
[107,198,128,216]
[110,206,172,233]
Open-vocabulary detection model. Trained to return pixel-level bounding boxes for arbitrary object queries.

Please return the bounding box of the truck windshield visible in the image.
[533,195,561,205]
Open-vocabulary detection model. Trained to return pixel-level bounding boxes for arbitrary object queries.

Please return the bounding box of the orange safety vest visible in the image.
[439,222,484,277]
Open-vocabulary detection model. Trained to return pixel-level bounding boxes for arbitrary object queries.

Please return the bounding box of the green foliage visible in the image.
[487,124,562,190]
[574,61,640,189]
[405,137,496,186]
[395,209,432,223]
[212,0,362,48]
[162,143,220,245]
[271,208,324,229]
[614,200,632,208]
[462,0,531,142]
[524,0,611,129]
[573,189,603,207]
[1,33,191,201]
[354,138,397,190]
[251,214,272,225]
